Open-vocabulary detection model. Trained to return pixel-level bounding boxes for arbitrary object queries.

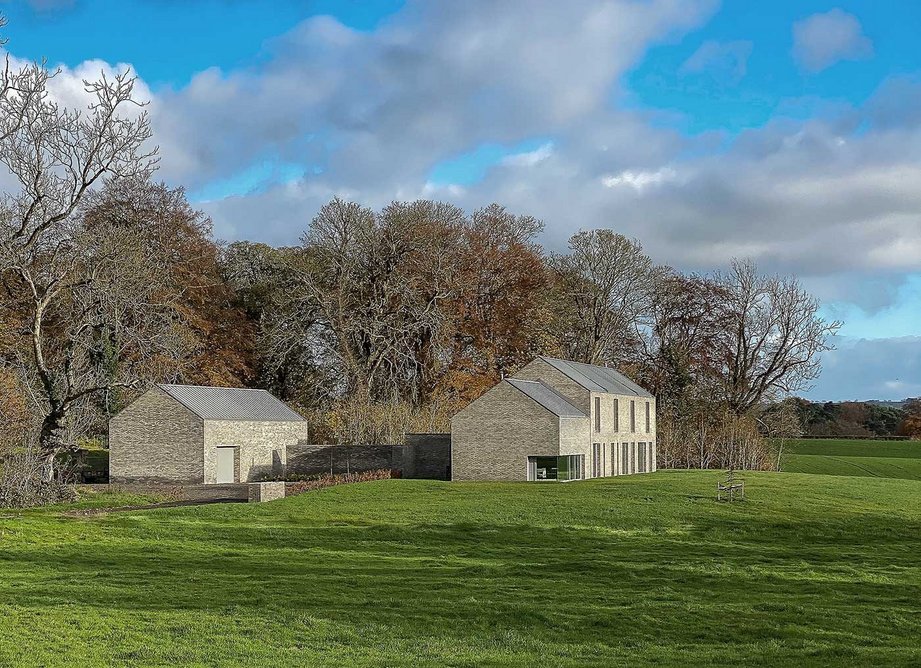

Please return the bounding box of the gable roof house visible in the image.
[109,385,308,484]
[451,357,656,482]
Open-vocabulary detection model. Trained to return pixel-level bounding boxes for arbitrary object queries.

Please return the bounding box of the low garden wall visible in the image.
[286,434,450,480]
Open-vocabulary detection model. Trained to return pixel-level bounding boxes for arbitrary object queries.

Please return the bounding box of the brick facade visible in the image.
[109,387,205,484]
[451,358,657,482]
[452,380,576,481]
[109,386,308,484]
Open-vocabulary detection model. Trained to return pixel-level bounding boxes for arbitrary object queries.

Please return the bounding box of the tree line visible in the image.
[0,18,843,486]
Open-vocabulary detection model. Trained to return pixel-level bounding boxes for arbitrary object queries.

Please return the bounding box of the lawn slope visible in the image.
[1,473,920,667]
[781,438,921,480]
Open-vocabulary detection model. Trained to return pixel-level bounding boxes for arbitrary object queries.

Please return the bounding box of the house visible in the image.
[451,356,656,481]
[109,384,309,484]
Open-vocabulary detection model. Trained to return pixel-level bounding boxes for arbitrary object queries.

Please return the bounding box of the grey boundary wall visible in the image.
[286,433,451,480]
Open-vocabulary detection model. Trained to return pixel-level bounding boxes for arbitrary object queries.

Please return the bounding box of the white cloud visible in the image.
[501,142,555,167]
[792,9,873,73]
[601,167,678,191]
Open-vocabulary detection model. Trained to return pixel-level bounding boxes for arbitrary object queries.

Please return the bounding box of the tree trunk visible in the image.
[38,412,66,482]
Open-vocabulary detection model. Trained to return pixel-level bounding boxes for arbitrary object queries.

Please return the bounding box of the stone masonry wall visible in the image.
[451,380,561,481]
[204,420,309,483]
[109,387,205,484]
[401,433,451,480]
[287,443,395,478]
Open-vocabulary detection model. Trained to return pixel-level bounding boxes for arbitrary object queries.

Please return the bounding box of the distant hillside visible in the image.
[788,398,919,438]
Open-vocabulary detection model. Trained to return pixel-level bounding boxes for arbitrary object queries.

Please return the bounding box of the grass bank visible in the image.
[0,472,919,666]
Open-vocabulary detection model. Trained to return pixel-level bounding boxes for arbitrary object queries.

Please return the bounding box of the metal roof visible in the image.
[537,357,654,398]
[156,384,305,422]
[506,379,587,418]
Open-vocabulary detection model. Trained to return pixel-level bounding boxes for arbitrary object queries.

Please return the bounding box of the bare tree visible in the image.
[0,20,157,476]
[292,198,463,403]
[717,259,841,414]
[553,230,657,366]
[759,399,803,471]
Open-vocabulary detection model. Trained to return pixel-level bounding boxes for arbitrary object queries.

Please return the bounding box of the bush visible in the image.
[0,445,77,508]
[285,469,396,496]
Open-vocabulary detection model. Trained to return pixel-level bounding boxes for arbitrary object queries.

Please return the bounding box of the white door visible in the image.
[216,447,235,483]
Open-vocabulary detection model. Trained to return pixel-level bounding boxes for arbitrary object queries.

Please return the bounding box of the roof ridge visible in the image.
[156,383,268,392]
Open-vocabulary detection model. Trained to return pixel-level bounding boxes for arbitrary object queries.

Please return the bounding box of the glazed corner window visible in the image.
[613,398,619,431]
[529,455,583,481]
[630,400,636,432]
[594,396,601,432]
[645,401,651,433]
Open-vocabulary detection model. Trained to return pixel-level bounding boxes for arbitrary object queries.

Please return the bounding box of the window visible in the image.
[592,443,602,478]
[645,401,651,433]
[594,396,601,432]
[637,442,646,473]
[630,401,636,432]
[613,398,619,431]
[621,442,629,475]
[528,455,584,482]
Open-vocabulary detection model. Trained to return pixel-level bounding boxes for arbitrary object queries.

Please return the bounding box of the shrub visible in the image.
[0,445,77,508]
[285,469,396,496]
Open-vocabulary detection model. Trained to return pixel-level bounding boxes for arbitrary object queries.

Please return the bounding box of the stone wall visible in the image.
[451,380,563,481]
[203,420,309,483]
[287,443,396,477]
[109,387,205,484]
[400,433,451,480]
[286,438,452,480]
[248,481,286,502]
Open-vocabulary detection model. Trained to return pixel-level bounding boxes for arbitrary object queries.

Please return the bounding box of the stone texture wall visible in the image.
[401,433,451,480]
[204,420,309,483]
[451,380,562,481]
[248,481,286,502]
[286,437,451,480]
[514,358,591,414]
[588,393,657,476]
[109,387,205,484]
[486,358,658,479]
[287,443,395,478]
[559,416,592,476]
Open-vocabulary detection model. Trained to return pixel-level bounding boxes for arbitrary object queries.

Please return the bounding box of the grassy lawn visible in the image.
[1,473,920,667]
[781,438,921,480]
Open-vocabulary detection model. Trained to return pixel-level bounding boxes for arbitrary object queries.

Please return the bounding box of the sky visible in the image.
[2,0,920,402]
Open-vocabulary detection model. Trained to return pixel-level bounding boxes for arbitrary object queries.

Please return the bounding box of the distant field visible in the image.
[1,472,921,666]
[781,438,921,480]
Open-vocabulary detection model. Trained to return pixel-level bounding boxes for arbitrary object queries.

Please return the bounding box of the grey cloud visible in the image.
[792,9,873,73]
[152,0,716,191]
[807,336,921,401]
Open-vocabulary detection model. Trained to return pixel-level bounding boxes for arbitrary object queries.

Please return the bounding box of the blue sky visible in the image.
[3,0,920,401]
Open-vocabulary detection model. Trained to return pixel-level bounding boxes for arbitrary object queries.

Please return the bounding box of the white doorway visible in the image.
[216,446,236,483]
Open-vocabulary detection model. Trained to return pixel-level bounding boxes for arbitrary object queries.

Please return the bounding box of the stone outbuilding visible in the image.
[109,384,308,484]
[451,356,656,482]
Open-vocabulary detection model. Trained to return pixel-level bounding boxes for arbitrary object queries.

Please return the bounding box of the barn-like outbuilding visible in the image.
[109,384,308,484]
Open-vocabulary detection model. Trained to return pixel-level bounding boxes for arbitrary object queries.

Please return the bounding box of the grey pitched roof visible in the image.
[506,379,587,418]
[156,384,305,422]
[537,356,653,398]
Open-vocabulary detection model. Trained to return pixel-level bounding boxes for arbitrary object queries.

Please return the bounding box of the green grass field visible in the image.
[781,438,921,480]
[1,472,920,667]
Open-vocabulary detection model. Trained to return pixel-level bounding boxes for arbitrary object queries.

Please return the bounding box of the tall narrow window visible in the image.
[630,400,636,432]
[613,398,619,431]
[594,396,601,432]
[645,401,651,433]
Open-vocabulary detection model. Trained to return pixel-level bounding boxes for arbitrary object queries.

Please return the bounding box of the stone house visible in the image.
[109,384,309,484]
[451,356,656,481]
